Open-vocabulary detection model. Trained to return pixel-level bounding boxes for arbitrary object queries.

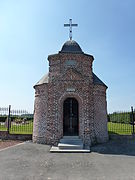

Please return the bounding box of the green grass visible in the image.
[108,122,133,135]
[0,125,7,131]
[10,130,33,134]
[0,121,33,134]
[10,122,33,134]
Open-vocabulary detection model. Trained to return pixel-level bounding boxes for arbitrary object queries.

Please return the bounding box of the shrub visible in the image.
[108,112,131,124]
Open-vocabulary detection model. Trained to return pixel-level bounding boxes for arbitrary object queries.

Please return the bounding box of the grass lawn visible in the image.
[0,122,33,134]
[108,122,133,135]
[10,122,33,134]
[0,125,7,131]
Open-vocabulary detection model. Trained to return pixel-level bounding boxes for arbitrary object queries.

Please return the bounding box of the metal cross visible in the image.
[64,19,78,40]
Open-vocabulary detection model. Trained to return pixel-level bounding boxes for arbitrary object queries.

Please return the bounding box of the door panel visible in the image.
[63,98,79,136]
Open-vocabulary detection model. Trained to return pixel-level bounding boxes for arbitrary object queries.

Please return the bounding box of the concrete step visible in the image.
[62,136,79,139]
[59,136,83,149]
[58,136,83,149]
[50,146,90,153]
[60,139,82,144]
[50,136,90,153]
[58,143,83,150]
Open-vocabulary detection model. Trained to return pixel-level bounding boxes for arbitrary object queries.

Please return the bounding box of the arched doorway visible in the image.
[63,98,79,136]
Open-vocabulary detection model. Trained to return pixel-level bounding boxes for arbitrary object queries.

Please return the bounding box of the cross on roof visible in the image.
[64,19,78,40]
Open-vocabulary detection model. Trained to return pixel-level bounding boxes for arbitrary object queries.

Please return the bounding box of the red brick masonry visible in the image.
[33,43,108,147]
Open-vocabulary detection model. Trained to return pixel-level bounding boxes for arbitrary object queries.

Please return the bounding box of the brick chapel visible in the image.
[33,20,108,148]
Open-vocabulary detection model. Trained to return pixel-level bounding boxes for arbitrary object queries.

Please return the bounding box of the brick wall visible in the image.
[93,85,108,143]
[0,131,32,141]
[33,51,108,147]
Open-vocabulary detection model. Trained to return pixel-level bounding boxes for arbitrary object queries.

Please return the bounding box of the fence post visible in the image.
[131,106,134,134]
[7,105,11,134]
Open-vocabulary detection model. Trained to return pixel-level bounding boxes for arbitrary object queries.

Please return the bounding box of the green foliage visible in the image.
[108,112,132,124]
[0,116,7,122]
[0,115,33,122]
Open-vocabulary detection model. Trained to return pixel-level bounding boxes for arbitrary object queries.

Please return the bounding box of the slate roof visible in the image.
[92,73,107,88]
[34,72,107,88]
[34,73,49,86]
[60,40,83,54]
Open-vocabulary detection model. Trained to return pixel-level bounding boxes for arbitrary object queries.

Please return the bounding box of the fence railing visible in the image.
[108,107,135,135]
[0,105,135,136]
[0,105,33,134]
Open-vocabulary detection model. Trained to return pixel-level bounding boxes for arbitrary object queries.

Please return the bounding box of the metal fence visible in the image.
[108,107,135,135]
[0,105,135,136]
[0,105,33,134]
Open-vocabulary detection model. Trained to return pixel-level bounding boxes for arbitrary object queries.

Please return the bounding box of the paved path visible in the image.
[0,139,135,180]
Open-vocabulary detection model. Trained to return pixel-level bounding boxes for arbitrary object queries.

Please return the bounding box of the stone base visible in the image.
[50,136,90,153]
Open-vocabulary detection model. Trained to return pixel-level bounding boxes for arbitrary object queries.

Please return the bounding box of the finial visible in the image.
[64,19,78,40]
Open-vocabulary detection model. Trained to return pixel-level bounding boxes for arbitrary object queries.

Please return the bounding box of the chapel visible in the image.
[33,20,108,149]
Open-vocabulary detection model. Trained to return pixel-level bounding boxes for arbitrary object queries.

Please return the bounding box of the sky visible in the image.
[0,0,135,113]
